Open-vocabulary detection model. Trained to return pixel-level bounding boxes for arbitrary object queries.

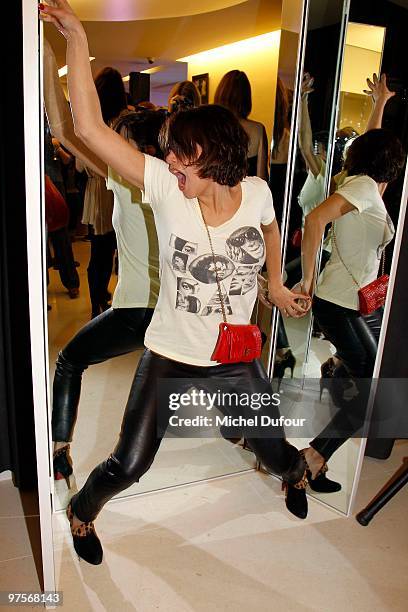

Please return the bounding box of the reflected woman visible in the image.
[43,38,164,487]
[296,71,397,382]
[40,0,312,565]
[297,128,405,491]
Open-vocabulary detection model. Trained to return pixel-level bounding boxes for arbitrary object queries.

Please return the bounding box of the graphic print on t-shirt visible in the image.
[170,234,198,273]
[172,251,188,272]
[169,227,266,316]
[175,277,201,313]
[225,226,265,264]
[229,264,263,295]
[169,234,198,255]
[201,283,232,317]
[189,254,235,284]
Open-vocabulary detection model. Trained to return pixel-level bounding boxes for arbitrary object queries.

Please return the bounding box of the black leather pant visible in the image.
[310,296,383,461]
[52,307,154,442]
[72,350,305,523]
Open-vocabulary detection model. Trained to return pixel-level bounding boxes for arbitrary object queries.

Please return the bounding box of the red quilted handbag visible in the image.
[211,322,262,364]
[332,224,389,315]
[358,274,389,315]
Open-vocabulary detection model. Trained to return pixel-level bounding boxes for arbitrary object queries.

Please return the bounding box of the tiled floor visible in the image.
[1,441,407,611]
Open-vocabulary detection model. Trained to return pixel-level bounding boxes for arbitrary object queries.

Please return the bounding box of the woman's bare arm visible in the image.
[261,220,310,317]
[298,74,322,179]
[40,1,146,190]
[44,37,107,177]
[364,73,395,132]
[300,193,355,295]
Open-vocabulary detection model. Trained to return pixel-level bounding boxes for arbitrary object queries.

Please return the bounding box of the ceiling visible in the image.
[45,0,282,74]
[67,0,247,21]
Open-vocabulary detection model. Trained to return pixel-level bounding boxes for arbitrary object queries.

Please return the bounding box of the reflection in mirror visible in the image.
[261,0,356,513]
[43,1,287,514]
[265,0,348,388]
[257,0,305,371]
[266,0,408,515]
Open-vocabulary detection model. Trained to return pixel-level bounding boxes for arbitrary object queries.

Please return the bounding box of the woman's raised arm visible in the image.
[43,36,107,177]
[40,1,146,189]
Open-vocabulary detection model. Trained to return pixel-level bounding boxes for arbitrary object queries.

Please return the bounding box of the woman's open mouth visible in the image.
[170,168,186,191]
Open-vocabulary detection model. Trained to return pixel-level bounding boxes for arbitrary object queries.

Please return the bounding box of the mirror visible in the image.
[23,0,408,597]
[263,0,408,515]
[257,0,305,370]
[43,0,292,514]
[40,0,408,526]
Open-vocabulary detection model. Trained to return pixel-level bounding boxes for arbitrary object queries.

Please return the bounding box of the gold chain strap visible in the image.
[197,201,228,324]
[331,222,386,288]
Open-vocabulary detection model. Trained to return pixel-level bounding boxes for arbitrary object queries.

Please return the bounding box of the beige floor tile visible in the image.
[0,516,41,564]
[0,555,41,593]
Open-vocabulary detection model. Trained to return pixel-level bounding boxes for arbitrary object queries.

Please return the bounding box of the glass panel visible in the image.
[257,0,306,372]
[272,0,408,516]
[274,0,348,387]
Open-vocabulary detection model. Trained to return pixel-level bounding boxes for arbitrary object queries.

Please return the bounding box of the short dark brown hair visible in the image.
[159,104,249,186]
[214,70,252,119]
[344,129,405,183]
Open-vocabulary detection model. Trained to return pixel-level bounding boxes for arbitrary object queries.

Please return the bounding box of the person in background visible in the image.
[53,138,83,238]
[268,76,291,226]
[167,80,200,114]
[44,116,80,299]
[214,70,269,180]
[80,66,128,318]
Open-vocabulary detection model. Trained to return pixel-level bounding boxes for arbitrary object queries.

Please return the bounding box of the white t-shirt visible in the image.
[299,162,331,252]
[298,162,326,224]
[141,154,275,366]
[107,167,160,309]
[315,175,395,310]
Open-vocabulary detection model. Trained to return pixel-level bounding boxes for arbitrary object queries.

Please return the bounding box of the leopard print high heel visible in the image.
[53,445,73,489]
[282,470,308,519]
[66,499,103,565]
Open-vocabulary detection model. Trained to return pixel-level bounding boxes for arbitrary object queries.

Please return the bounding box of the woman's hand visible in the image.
[269,284,311,318]
[258,276,311,318]
[364,73,395,105]
[291,279,313,311]
[39,1,83,39]
[301,72,314,98]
